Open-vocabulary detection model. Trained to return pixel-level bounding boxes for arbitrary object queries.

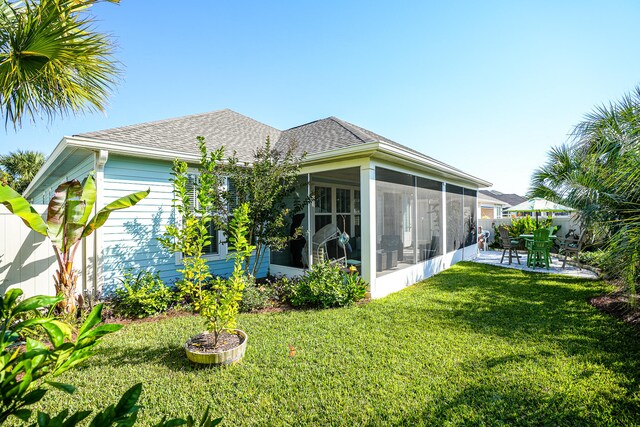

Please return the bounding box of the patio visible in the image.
[473,250,598,279]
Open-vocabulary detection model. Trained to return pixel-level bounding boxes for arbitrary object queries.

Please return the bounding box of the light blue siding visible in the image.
[29,155,94,204]
[101,155,269,293]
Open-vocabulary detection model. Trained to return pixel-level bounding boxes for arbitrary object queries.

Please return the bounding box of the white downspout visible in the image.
[93,150,108,296]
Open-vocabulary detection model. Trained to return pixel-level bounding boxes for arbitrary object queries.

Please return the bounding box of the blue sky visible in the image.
[2,1,640,195]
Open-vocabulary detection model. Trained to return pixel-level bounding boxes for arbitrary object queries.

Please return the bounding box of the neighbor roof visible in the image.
[479,190,526,207]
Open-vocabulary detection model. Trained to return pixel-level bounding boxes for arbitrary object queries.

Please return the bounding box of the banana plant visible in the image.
[0,174,149,314]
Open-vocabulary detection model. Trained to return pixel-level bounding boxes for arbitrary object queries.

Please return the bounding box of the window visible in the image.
[376,168,417,274]
[480,207,494,219]
[416,177,442,261]
[311,184,362,262]
[446,184,463,252]
[463,188,477,247]
[314,186,332,232]
[185,173,220,257]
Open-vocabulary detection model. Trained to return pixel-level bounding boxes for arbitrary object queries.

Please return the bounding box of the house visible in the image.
[478,190,526,219]
[24,109,491,299]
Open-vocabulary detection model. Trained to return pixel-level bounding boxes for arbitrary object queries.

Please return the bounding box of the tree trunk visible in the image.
[53,264,78,315]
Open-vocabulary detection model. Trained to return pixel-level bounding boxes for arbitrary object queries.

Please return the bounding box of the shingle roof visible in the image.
[277,116,395,155]
[479,190,526,206]
[75,109,282,162]
[73,109,484,185]
[278,116,471,178]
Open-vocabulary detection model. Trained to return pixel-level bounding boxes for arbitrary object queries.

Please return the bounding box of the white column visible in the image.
[441,182,447,254]
[306,173,312,266]
[360,162,376,297]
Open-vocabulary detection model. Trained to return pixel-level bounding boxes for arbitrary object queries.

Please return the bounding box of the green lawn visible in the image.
[39,263,640,426]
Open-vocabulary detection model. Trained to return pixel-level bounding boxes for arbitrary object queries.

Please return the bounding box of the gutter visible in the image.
[302,141,492,188]
[26,134,492,198]
[68,136,202,163]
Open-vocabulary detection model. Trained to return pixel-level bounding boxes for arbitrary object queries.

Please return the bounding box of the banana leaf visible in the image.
[0,183,47,236]
[64,185,87,254]
[79,174,96,225]
[46,180,82,250]
[82,188,150,238]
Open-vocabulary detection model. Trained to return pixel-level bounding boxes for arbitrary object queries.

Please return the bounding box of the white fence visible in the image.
[478,216,583,245]
[0,206,93,299]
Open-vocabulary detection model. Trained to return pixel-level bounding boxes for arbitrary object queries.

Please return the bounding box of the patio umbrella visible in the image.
[506,198,575,226]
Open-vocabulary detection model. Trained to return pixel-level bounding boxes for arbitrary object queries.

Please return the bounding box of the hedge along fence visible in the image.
[0,205,95,299]
[478,216,582,245]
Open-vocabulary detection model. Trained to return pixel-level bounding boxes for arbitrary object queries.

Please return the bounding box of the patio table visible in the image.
[519,234,555,268]
[518,234,557,240]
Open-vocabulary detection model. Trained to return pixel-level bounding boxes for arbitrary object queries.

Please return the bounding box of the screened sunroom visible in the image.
[270,152,486,299]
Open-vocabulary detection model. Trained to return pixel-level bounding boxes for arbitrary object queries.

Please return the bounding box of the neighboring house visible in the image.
[478,190,526,218]
[24,109,490,299]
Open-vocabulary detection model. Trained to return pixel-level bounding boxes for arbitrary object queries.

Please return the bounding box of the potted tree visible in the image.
[160,138,253,364]
[184,203,254,364]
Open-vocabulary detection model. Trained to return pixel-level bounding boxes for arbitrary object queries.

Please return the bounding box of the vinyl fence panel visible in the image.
[0,206,91,299]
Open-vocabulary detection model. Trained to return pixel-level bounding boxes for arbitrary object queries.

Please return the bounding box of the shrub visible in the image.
[240,281,274,312]
[286,262,367,309]
[578,249,612,271]
[113,270,175,318]
[506,215,552,237]
[489,225,503,249]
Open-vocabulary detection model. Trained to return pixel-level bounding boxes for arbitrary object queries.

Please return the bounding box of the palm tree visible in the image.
[0,149,44,192]
[529,87,640,302]
[0,0,120,129]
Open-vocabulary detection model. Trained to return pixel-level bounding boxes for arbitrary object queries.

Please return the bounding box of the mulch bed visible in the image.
[589,292,640,326]
[186,330,244,354]
[103,308,194,325]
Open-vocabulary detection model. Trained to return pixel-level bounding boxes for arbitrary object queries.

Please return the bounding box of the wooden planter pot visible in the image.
[184,329,247,365]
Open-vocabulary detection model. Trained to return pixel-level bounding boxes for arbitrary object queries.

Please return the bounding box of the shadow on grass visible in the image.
[389,380,629,426]
[72,342,194,373]
[400,262,640,407]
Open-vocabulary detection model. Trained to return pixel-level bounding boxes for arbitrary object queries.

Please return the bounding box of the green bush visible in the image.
[286,262,367,309]
[113,270,175,318]
[490,225,503,249]
[578,249,611,271]
[507,215,552,237]
[240,280,274,312]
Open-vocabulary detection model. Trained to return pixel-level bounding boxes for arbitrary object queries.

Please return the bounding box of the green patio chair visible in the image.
[525,228,552,269]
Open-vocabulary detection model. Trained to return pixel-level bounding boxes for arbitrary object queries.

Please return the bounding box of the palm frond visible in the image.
[0,0,120,128]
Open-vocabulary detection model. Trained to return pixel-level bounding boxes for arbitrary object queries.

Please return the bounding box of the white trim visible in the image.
[54,136,490,189]
[372,244,477,299]
[67,136,203,163]
[24,137,68,196]
[94,149,108,294]
[377,142,490,187]
[304,141,491,188]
